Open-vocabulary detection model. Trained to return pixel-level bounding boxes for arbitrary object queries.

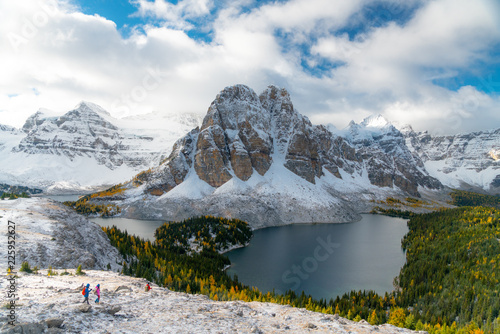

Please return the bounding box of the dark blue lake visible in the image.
[91,214,407,301]
[226,214,408,300]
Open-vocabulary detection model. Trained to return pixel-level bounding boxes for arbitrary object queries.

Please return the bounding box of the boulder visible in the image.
[76,304,92,313]
[106,305,122,315]
[45,317,64,328]
[115,285,132,293]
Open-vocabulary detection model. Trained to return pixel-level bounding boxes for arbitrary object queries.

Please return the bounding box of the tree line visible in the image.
[63,184,124,216]
[102,209,500,333]
[449,190,500,208]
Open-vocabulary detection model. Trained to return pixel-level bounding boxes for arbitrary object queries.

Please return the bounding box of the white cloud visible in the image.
[307,0,500,132]
[0,0,499,135]
[131,0,213,29]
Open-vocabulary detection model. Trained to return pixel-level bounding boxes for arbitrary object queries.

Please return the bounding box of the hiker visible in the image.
[95,284,101,304]
[145,282,152,292]
[82,283,92,304]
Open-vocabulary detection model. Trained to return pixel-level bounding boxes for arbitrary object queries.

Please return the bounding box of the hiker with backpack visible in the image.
[82,283,92,304]
[145,282,152,292]
[95,284,101,304]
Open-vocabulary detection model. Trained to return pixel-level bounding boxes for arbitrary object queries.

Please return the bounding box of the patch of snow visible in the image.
[160,172,215,200]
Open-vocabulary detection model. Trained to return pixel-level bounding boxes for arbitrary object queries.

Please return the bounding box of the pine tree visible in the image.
[368,310,378,325]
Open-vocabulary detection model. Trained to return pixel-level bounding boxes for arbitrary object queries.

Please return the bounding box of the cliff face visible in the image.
[403,127,500,194]
[138,85,440,197]
[112,85,445,227]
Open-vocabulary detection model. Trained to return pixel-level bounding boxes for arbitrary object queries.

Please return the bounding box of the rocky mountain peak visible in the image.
[202,84,269,131]
[194,85,273,186]
[259,85,294,116]
[13,103,163,172]
[132,84,442,216]
[59,102,118,132]
[360,114,390,128]
[75,101,111,116]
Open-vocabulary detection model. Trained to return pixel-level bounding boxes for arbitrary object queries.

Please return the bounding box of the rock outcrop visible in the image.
[194,85,273,186]
[0,198,123,270]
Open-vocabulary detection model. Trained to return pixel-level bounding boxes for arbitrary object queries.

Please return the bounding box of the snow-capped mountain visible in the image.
[109,85,442,227]
[2,84,497,226]
[0,102,201,193]
[342,114,442,195]
[403,126,500,194]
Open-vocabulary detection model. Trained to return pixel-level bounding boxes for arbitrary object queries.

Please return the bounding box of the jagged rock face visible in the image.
[316,129,360,177]
[404,127,500,193]
[261,86,324,184]
[284,130,322,184]
[192,85,352,186]
[142,128,199,195]
[345,115,442,196]
[194,85,273,186]
[134,85,442,199]
[14,102,158,170]
[195,126,233,186]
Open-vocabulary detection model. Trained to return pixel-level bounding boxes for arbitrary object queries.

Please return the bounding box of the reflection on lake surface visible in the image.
[226,214,408,300]
[41,194,85,202]
[91,217,166,241]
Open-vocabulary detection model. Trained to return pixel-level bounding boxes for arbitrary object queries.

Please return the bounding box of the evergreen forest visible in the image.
[103,204,500,334]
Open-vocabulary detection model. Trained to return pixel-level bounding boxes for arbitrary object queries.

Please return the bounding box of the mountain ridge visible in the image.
[101,85,460,227]
[0,103,202,193]
[0,84,498,226]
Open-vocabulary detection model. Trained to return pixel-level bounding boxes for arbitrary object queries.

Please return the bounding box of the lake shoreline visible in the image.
[226,214,409,300]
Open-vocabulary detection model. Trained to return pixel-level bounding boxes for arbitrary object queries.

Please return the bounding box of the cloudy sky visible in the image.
[1,0,499,134]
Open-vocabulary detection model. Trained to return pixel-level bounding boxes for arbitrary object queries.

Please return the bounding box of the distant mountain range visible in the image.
[0,102,202,193]
[402,127,500,194]
[0,84,498,226]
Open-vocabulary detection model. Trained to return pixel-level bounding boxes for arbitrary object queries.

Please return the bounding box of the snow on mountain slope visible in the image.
[403,127,500,194]
[0,124,23,154]
[0,102,201,193]
[0,197,123,270]
[100,85,442,228]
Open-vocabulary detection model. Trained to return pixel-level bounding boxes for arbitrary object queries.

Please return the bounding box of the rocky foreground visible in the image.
[0,270,424,334]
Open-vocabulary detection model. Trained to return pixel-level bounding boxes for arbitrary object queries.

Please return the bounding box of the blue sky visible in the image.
[1,0,499,134]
